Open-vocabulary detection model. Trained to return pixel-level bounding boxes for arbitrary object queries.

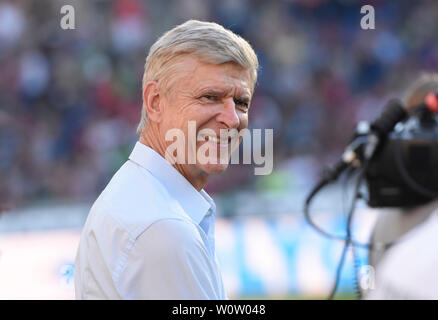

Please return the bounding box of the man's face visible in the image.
[159,55,252,178]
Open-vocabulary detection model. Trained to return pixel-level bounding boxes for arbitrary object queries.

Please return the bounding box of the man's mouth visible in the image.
[206,135,230,145]
[199,133,238,148]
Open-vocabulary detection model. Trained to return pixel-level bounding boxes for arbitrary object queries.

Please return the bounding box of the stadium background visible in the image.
[0,0,437,299]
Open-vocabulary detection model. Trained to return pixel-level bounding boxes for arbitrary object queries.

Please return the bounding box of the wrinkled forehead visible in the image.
[166,55,254,96]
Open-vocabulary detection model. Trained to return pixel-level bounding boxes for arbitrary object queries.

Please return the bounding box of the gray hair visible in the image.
[137,19,259,135]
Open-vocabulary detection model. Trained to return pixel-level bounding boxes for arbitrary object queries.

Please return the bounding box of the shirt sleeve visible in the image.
[115,218,223,299]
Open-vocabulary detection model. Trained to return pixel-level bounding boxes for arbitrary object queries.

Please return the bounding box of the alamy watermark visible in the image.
[60,5,75,30]
[361,5,375,30]
[164,121,273,176]
[359,265,375,291]
[60,4,376,31]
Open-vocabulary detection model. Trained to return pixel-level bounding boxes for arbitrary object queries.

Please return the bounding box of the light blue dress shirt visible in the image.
[74,142,226,299]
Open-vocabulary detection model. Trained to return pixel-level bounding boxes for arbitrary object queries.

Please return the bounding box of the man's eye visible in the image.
[199,95,219,103]
[235,100,249,111]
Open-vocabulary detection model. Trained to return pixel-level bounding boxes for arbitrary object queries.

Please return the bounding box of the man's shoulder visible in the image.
[89,160,191,241]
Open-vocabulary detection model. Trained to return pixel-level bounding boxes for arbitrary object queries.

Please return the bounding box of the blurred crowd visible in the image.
[1,0,437,209]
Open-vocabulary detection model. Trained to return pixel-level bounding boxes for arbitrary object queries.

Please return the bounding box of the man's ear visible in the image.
[142,81,163,123]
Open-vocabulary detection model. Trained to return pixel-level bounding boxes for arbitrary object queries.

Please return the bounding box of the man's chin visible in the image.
[198,162,230,175]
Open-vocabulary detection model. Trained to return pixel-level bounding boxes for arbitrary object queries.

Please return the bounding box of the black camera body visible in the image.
[366,114,438,208]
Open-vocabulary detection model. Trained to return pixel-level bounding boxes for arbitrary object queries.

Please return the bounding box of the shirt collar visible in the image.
[128,141,214,224]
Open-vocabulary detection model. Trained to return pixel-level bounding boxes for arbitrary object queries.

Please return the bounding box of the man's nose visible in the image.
[217,98,240,129]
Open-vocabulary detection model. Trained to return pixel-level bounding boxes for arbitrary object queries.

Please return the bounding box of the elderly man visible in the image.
[74,20,258,299]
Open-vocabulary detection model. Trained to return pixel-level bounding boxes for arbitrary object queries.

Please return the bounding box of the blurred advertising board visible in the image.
[0,204,378,299]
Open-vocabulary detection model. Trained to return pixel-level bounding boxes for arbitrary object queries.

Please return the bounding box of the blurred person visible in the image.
[366,73,438,299]
[74,20,258,299]
[367,209,438,299]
